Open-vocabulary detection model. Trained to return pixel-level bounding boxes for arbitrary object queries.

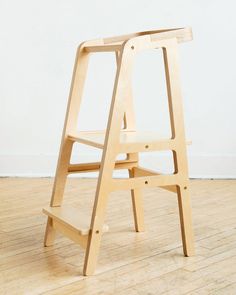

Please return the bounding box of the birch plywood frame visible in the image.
[43,27,195,276]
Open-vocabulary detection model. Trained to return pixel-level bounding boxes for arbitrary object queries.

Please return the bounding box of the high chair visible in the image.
[43,27,195,275]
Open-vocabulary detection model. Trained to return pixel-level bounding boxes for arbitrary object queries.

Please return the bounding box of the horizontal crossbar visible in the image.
[53,219,88,248]
[84,43,122,53]
[119,139,176,153]
[133,166,177,193]
[111,173,179,191]
[68,159,138,173]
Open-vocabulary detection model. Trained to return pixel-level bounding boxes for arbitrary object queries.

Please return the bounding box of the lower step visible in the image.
[43,206,109,247]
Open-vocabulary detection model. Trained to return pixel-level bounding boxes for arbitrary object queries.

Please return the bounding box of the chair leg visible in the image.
[177,184,195,256]
[162,41,195,257]
[129,168,145,232]
[83,220,105,275]
[44,140,73,246]
[83,186,110,276]
[44,217,56,246]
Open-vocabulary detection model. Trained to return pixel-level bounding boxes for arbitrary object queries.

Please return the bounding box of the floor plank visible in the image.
[0,178,236,294]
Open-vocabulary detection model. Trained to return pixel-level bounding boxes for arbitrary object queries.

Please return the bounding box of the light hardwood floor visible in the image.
[1,178,236,294]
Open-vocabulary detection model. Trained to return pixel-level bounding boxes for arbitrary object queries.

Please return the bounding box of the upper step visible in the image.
[68,130,190,153]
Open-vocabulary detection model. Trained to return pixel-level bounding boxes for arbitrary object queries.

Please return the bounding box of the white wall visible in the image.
[0,0,236,178]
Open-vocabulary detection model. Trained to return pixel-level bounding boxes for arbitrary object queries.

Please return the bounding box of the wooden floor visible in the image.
[1,178,236,294]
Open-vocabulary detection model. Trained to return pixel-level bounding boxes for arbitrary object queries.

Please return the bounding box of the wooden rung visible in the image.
[68,130,191,151]
[68,159,138,174]
[133,166,177,193]
[111,174,179,191]
[53,219,88,248]
[84,43,122,53]
[119,139,175,153]
[43,206,109,236]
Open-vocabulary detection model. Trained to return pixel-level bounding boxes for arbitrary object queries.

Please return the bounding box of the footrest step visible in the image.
[43,206,109,236]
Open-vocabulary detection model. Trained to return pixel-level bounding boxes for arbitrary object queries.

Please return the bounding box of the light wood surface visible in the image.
[43,27,195,275]
[84,27,192,52]
[1,178,236,294]
[68,130,191,152]
[43,206,109,236]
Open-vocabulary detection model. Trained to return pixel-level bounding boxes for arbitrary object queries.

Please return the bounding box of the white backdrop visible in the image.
[0,0,236,178]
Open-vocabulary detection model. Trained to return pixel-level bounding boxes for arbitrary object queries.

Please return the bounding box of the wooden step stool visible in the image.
[43,27,195,276]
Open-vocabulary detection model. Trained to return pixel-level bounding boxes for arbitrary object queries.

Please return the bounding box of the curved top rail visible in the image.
[103,27,192,44]
[84,27,192,53]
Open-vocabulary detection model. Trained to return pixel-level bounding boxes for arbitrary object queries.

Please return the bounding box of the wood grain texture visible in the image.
[1,178,236,294]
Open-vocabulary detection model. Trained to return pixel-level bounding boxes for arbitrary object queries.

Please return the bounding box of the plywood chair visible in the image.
[43,27,195,275]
